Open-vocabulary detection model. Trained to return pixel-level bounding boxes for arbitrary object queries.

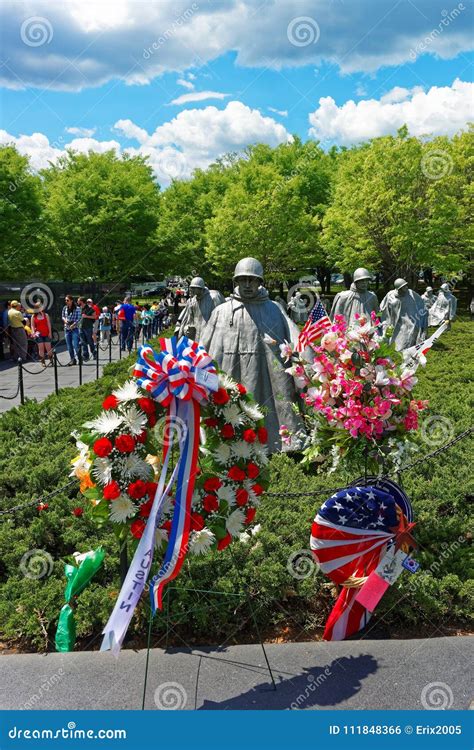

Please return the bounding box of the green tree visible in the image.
[0,145,43,280]
[41,150,160,281]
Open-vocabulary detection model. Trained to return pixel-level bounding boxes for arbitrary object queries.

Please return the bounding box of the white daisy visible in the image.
[118,453,152,480]
[240,400,264,421]
[251,524,261,536]
[217,484,236,505]
[219,374,238,391]
[213,443,232,465]
[252,442,269,465]
[222,403,245,427]
[155,527,169,549]
[91,457,113,485]
[226,509,246,537]
[84,410,123,435]
[189,528,216,555]
[231,440,252,460]
[121,404,147,436]
[113,379,140,402]
[109,495,136,523]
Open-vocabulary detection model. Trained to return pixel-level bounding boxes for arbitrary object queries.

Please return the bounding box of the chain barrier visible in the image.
[0,480,77,517]
[0,367,21,400]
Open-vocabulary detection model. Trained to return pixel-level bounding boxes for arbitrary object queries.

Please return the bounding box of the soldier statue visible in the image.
[330,268,379,325]
[380,278,427,351]
[175,277,224,342]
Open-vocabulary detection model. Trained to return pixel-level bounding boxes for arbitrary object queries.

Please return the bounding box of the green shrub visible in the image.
[0,323,472,650]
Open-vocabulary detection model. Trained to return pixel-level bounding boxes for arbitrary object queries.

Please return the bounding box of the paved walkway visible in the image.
[0,637,471,710]
[0,337,130,414]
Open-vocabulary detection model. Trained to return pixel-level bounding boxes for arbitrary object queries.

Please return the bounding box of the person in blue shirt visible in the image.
[118,296,137,353]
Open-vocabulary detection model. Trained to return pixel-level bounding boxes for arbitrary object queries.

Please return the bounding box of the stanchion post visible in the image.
[78,347,83,386]
[95,344,99,380]
[53,352,59,395]
[108,333,112,363]
[18,359,25,405]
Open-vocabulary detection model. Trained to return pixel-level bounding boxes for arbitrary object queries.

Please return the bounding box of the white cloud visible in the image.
[0,1,472,90]
[113,119,149,144]
[65,126,96,137]
[268,107,288,117]
[176,77,194,90]
[169,90,229,106]
[308,79,474,145]
[0,129,120,171]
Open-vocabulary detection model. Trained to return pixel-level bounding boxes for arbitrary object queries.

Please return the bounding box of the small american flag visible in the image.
[295,299,331,352]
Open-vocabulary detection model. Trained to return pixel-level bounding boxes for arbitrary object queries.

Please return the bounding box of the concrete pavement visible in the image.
[0,637,471,711]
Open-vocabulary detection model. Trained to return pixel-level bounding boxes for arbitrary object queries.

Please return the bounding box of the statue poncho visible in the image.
[330,284,379,325]
[380,289,427,351]
[288,294,308,324]
[201,287,304,452]
[176,288,224,342]
[421,290,435,310]
[428,289,457,326]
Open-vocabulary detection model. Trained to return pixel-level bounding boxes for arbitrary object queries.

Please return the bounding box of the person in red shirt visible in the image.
[30,302,53,366]
[88,298,101,345]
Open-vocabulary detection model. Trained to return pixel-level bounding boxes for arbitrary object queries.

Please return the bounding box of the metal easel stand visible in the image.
[141,559,277,709]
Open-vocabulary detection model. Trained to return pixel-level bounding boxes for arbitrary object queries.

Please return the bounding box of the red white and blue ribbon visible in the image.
[100,337,216,654]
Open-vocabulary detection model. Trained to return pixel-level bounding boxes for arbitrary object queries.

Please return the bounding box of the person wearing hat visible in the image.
[330,268,379,325]
[7,300,28,361]
[380,278,427,351]
[421,286,435,311]
[175,277,224,342]
[201,257,304,453]
[428,283,457,327]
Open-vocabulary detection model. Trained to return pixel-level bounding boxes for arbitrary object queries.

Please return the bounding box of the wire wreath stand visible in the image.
[140,546,277,710]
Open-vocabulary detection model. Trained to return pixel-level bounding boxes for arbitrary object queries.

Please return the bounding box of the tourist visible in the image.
[62,295,81,365]
[139,304,153,341]
[0,300,10,361]
[7,300,28,361]
[88,298,101,344]
[118,296,137,353]
[77,297,97,361]
[99,306,112,343]
[30,302,53,366]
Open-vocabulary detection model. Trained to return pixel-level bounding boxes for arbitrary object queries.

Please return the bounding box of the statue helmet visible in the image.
[425,286,433,293]
[441,282,450,291]
[394,278,409,290]
[233,257,264,281]
[189,277,206,289]
[353,268,372,282]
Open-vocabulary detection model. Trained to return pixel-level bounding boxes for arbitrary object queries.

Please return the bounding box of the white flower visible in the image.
[155,527,169,549]
[72,550,93,564]
[113,379,140,402]
[251,524,261,536]
[161,494,175,516]
[374,365,390,387]
[231,440,252,460]
[217,484,236,505]
[121,404,147,435]
[218,373,238,391]
[213,443,232,465]
[118,453,152,480]
[91,457,113,485]
[70,452,91,478]
[226,509,246,537]
[239,532,251,544]
[109,495,136,523]
[222,403,245,427]
[240,400,264,421]
[189,528,216,555]
[84,410,123,435]
[252,442,269,465]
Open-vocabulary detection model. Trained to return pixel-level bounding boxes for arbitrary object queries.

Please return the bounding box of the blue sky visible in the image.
[1,0,472,184]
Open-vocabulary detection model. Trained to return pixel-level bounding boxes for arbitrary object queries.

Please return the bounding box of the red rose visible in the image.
[72,507,83,517]
[37,503,48,512]
[228,466,246,482]
[128,480,147,499]
[257,427,268,444]
[148,414,157,428]
[203,494,219,513]
[204,417,219,428]
[93,437,113,457]
[243,429,257,443]
[245,507,257,525]
[138,397,156,415]
[191,513,205,531]
[237,383,247,395]
[145,482,158,498]
[217,532,232,551]
[102,395,119,410]
[236,488,249,507]
[246,462,260,479]
[136,430,147,444]
[131,518,146,539]
[213,387,230,405]
[204,477,222,492]
[139,499,153,518]
[114,434,136,453]
[221,424,235,440]
[252,483,264,496]
[161,520,172,532]
[103,481,121,500]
